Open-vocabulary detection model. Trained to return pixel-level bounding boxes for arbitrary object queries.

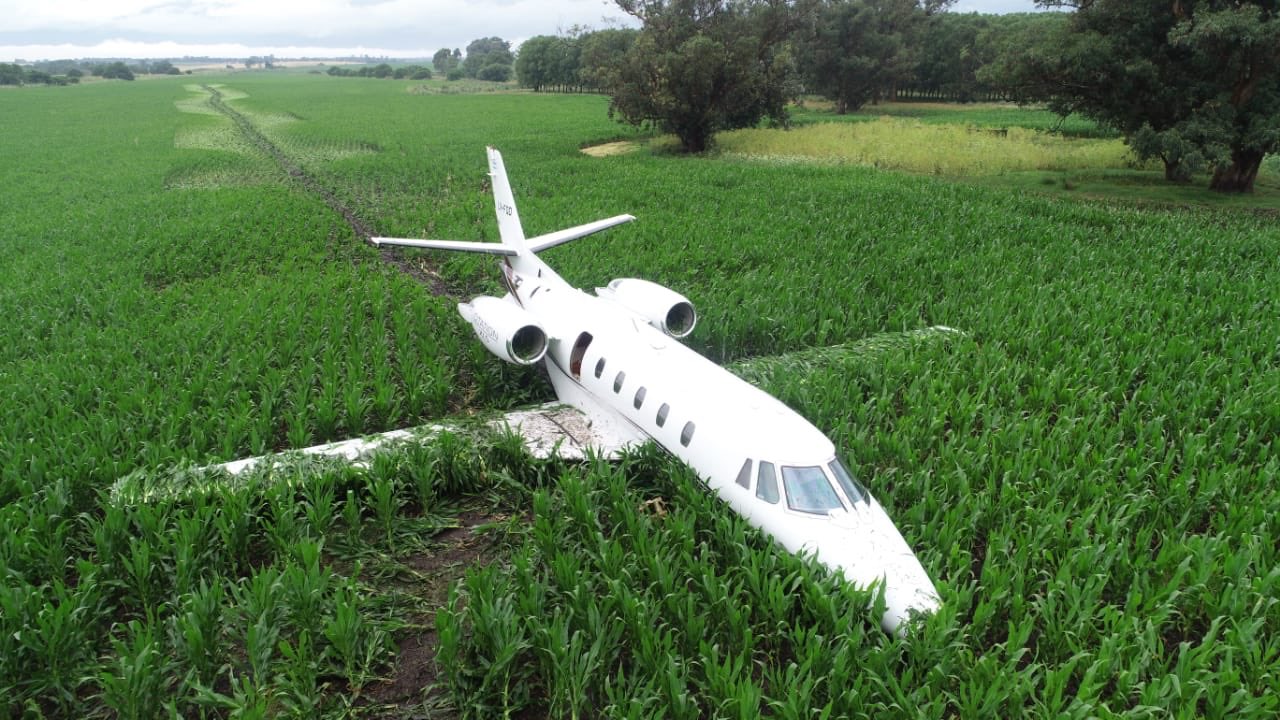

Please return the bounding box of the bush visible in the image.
[446,68,464,81]
[477,64,512,83]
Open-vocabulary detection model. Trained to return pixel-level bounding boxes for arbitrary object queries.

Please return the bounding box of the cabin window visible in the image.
[680,421,696,447]
[830,459,870,506]
[656,403,670,427]
[757,462,779,504]
[782,465,845,514]
[613,371,625,393]
[735,459,753,489]
[569,332,593,378]
[594,357,606,379]
[634,386,647,409]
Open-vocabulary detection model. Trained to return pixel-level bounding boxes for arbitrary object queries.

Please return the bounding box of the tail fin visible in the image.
[372,147,634,256]
[487,147,528,253]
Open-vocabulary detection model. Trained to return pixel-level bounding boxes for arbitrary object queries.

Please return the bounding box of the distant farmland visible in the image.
[1,74,1276,718]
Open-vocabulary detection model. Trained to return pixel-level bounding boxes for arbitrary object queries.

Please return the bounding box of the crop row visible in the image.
[0,425,561,715]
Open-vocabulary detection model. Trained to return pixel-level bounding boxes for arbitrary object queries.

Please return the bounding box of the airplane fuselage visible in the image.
[503,253,939,633]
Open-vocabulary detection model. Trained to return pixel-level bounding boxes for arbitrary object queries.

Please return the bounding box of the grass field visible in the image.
[2,74,1278,717]
[723,101,1280,211]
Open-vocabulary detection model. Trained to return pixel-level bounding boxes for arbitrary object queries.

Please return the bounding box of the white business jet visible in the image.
[372,148,940,634]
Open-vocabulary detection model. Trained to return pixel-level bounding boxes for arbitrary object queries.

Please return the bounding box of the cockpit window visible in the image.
[756,461,779,504]
[735,459,752,488]
[829,459,871,506]
[782,465,844,514]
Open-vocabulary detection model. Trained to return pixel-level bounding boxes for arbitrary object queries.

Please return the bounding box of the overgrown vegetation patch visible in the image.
[718,117,1145,176]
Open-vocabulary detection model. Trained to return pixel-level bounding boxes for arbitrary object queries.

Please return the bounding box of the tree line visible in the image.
[0,59,187,86]
[534,0,1275,193]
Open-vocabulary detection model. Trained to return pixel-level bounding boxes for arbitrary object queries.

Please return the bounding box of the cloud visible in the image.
[4,0,1039,62]
[5,0,632,59]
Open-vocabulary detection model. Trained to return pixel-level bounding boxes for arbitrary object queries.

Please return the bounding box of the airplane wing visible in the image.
[109,403,640,505]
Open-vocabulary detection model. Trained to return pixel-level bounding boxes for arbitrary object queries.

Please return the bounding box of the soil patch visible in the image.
[359,509,507,716]
[581,140,641,157]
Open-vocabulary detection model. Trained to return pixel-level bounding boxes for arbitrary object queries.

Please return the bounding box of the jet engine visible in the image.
[599,278,697,338]
[457,296,548,365]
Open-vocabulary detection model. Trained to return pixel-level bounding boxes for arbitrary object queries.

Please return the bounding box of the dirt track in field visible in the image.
[202,84,453,296]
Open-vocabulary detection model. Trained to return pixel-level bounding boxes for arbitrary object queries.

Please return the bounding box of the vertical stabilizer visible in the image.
[487,146,528,253]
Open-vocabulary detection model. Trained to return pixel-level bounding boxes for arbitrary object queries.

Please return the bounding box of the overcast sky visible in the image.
[2,0,1046,62]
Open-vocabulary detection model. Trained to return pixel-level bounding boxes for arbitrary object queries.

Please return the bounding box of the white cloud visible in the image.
[3,0,1042,62]
[5,0,631,59]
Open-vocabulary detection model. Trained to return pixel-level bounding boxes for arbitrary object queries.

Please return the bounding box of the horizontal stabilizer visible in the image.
[526,214,636,253]
[370,237,518,256]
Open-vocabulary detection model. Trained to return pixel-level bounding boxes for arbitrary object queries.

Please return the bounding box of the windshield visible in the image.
[781,465,844,514]
[829,459,871,506]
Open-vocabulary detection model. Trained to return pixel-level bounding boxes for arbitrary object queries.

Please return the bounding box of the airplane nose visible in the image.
[880,558,942,630]
[819,508,939,635]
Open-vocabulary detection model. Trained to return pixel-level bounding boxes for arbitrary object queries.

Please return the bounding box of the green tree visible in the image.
[907,11,1019,102]
[609,0,804,153]
[578,28,639,92]
[150,60,181,75]
[0,63,23,85]
[516,34,585,91]
[799,0,933,113]
[432,48,459,72]
[99,62,135,81]
[462,37,514,78]
[515,35,560,91]
[999,1,1280,192]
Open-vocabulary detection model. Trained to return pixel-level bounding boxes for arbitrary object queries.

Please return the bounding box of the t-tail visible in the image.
[372,147,635,367]
[371,146,635,259]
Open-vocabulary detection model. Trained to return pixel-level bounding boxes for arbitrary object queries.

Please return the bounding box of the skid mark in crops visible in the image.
[361,509,507,716]
[199,84,453,296]
[203,84,375,239]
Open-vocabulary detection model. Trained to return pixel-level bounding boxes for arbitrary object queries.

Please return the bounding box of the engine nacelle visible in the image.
[457,295,548,365]
[598,278,697,338]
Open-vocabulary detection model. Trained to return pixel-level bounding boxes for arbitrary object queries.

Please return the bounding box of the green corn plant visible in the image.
[122,535,162,615]
[321,576,370,687]
[366,459,403,544]
[276,630,323,716]
[99,618,169,720]
[171,579,225,689]
[191,671,273,720]
[301,474,337,537]
[282,538,331,639]
[213,487,256,574]
[234,566,285,634]
[171,510,214,597]
[265,485,302,558]
[243,610,279,685]
[19,579,100,711]
[342,488,363,546]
